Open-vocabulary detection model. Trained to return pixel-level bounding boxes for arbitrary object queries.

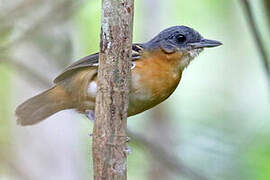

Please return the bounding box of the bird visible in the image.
[15,25,222,126]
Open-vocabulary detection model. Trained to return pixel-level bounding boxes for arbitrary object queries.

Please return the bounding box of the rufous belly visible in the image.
[82,50,183,116]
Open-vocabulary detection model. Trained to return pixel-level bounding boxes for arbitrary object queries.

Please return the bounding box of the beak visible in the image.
[190,39,222,49]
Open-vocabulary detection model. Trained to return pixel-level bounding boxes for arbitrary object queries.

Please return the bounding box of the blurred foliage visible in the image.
[0,64,11,143]
[0,65,11,177]
[241,133,270,180]
[75,1,101,54]
[0,0,270,180]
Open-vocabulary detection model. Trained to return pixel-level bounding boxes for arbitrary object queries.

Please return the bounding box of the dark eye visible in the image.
[176,34,186,43]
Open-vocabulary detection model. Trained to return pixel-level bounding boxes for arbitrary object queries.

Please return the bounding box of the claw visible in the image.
[126,136,131,142]
[85,110,95,122]
[124,146,132,156]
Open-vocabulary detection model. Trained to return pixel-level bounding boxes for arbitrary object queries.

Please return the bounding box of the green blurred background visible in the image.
[0,0,270,179]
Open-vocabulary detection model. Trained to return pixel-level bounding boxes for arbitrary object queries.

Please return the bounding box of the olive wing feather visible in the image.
[54,44,144,84]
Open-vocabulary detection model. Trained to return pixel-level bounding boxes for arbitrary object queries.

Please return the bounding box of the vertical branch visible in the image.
[92,0,134,180]
[241,0,270,86]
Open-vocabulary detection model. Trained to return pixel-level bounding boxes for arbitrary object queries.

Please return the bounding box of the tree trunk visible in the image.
[92,0,134,180]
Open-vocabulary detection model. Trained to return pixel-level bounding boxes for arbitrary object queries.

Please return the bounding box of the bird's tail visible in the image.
[15,85,73,126]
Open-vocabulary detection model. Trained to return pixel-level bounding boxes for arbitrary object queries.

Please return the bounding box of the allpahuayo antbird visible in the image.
[15,26,222,126]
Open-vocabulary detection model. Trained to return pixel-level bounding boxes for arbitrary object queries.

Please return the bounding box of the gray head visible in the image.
[145,26,222,53]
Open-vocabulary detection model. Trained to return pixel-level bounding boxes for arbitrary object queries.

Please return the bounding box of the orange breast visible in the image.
[65,49,184,116]
[128,49,184,116]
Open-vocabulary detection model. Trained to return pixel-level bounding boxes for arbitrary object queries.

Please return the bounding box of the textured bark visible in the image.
[92,0,134,180]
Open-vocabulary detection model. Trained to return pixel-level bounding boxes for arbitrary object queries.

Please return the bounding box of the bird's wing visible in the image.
[54,44,144,83]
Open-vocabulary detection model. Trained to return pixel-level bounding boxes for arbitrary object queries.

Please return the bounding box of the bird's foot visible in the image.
[85,110,95,122]
[126,136,131,143]
[124,145,132,156]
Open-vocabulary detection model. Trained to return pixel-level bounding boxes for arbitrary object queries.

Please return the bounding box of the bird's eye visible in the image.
[176,34,186,43]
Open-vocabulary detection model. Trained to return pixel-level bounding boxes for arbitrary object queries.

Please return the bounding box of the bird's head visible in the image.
[145,26,222,69]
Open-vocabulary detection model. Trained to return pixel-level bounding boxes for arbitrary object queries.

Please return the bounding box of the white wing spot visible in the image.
[131,62,136,69]
[88,81,97,97]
